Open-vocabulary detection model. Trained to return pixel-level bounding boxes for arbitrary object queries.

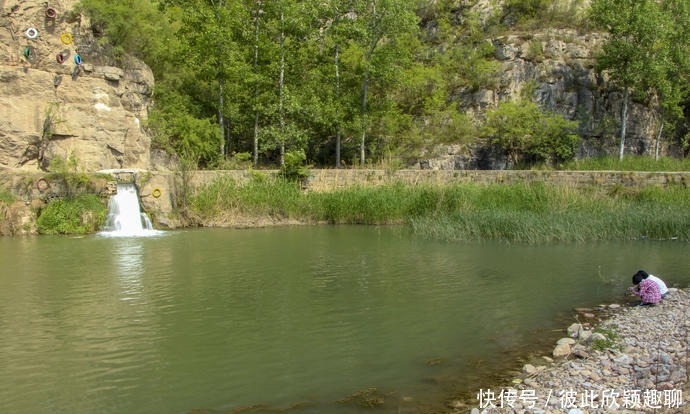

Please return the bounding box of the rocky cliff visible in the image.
[420,1,672,170]
[0,0,154,172]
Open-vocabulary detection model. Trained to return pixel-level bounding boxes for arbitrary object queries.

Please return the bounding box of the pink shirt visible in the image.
[635,279,662,304]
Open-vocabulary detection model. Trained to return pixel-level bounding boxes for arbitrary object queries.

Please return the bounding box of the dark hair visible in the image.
[632,270,649,285]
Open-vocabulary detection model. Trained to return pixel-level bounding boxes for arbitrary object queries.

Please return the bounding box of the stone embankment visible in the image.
[466,288,689,414]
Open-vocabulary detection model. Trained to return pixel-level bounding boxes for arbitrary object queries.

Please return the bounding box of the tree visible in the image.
[256,0,318,167]
[648,0,690,159]
[346,0,419,165]
[319,0,361,168]
[483,102,580,167]
[161,0,249,161]
[590,0,669,160]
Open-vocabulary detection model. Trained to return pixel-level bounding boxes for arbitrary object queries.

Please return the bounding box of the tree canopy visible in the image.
[76,0,690,168]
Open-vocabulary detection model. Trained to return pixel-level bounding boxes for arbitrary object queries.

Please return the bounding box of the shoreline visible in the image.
[458,287,689,414]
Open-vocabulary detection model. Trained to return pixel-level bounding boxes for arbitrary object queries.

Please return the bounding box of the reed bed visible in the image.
[188,175,690,243]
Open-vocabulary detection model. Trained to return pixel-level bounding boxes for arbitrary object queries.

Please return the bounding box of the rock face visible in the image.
[0,0,154,172]
[419,2,675,170]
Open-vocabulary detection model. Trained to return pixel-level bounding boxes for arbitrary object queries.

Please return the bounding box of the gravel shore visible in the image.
[465,288,689,414]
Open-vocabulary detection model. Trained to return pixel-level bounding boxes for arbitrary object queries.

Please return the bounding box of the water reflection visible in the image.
[112,239,144,302]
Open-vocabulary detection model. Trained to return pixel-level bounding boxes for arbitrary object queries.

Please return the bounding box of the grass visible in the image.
[591,327,622,351]
[36,194,107,235]
[0,189,14,204]
[188,175,690,244]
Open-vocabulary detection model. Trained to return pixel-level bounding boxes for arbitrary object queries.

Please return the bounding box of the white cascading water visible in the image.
[101,183,157,236]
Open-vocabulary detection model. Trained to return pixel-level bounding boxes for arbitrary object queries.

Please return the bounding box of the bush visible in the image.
[37,194,107,235]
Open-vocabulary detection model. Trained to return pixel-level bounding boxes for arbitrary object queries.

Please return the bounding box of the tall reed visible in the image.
[189,175,690,243]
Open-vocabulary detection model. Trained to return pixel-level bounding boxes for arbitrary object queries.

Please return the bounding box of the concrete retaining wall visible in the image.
[303,169,690,191]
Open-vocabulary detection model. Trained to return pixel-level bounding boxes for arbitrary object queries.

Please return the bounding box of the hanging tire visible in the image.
[25,28,38,39]
[152,188,162,198]
[36,178,50,191]
[74,54,82,65]
[23,46,35,61]
[56,53,65,64]
[60,33,73,45]
[45,7,57,19]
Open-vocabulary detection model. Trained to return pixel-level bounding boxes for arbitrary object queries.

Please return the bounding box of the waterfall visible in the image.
[101,183,159,237]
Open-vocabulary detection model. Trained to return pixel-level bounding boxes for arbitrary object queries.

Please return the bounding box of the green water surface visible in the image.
[0,226,688,413]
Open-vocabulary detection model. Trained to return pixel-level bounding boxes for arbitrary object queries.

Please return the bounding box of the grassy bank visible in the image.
[188,175,690,243]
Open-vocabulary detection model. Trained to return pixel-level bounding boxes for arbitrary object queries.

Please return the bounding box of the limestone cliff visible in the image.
[0,0,154,172]
[421,1,672,170]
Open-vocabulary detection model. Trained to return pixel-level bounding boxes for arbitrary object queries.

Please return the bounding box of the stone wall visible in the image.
[303,169,690,192]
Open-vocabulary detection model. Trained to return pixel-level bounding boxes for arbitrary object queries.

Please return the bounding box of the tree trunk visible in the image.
[278,9,286,167]
[359,73,368,165]
[655,116,663,161]
[215,0,225,159]
[334,45,341,168]
[619,87,629,161]
[252,2,261,168]
[218,77,225,158]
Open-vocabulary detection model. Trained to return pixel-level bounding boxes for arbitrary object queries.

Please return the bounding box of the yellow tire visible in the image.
[60,33,73,45]
[152,188,162,198]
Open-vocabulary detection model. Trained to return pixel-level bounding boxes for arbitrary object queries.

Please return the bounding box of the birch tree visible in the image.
[590,0,667,160]
[348,0,418,165]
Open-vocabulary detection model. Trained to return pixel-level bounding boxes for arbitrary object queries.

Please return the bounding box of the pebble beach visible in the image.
[465,288,689,414]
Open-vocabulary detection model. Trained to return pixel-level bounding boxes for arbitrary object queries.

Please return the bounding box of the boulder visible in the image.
[553,343,572,357]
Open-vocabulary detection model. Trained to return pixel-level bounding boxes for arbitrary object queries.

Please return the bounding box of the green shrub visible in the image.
[0,189,14,204]
[37,194,107,235]
[280,149,311,182]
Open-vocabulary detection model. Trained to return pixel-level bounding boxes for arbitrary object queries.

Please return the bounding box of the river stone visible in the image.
[578,330,592,342]
[608,304,621,309]
[523,363,537,374]
[571,344,589,359]
[590,332,607,342]
[567,323,582,337]
[553,343,571,357]
[556,337,576,345]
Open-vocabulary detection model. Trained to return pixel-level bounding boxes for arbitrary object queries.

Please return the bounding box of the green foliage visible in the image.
[483,101,580,167]
[188,174,302,221]
[0,189,14,204]
[590,0,689,158]
[591,328,622,351]
[47,153,93,197]
[217,152,253,170]
[280,149,311,181]
[78,0,687,167]
[77,0,172,67]
[37,195,107,235]
[188,177,690,242]
[409,183,690,243]
[504,0,550,21]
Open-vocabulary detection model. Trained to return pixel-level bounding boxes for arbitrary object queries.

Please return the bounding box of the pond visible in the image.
[0,226,688,413]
